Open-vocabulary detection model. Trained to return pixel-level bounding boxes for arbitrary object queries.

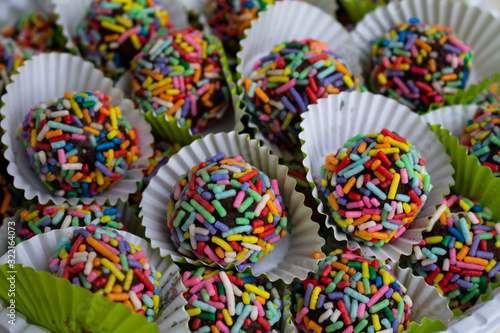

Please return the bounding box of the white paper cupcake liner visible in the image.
[299,91,455,261]
[53,0,189,51]
[283,260,453,332]
[353,0,500,86]
[421,104,479,139]
[0,199,144,257]
[0,227,190,332]
[0,52,154,206]
[235,0,364,158]
[140,131,325,283]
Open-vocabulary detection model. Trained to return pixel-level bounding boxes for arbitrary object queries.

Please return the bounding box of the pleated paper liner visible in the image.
[299,91,455,261]
[338,0,387,24]
[352,0,500,105]
[422,104,478,139]
[140,131,325,283]
[0,228,189,333]
[282,260,453,333]
[0,53,154,206]
[234,0,364,159]
[0,198,146,258]
[53,0,188,52]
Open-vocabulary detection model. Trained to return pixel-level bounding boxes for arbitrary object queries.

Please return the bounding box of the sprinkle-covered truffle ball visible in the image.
[131,27,231,134]
[169,152,287,269]
[291,249,412,333]
[74,0,172,79]
[182,266,283,332]
[404,195,500,310]
[207,0,292,58]
[461,105,500,176]
[0,35,26,96]
[1,11,66,52]
[129,140,175,205]
[50,226,161,321]
[16,202,126,244]
[369,18,474,111]
[21,91,140,198]
[242,39,360,150]
[320,129,431,246]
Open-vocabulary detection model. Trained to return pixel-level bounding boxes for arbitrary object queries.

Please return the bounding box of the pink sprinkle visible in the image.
[295,307,309,324]
[342,326,354,333]
[182,271,191,282]
[367,284,389,307]
[357,303,366,318]
[363,208,381,215]
[233,191,245,208]
[127,250,145,261]
[434,95,443,104]
[68,210,86,218]
[259,114,270,122]
[87,271,97,283]
[367,224,383,233]
[118,27,141,44]
[197,83,210,96]
[216,321,231,333]
[346,211,363,218]
[450,248,457,265]
[206,300,225,309]
[382,56,391,68]
[101,234,109,243]
[190,94,197,117]
[275,78,296,94]
[273,118,281,131]
[447,195,458,207]
[131,283,145,293]
[217,180,230,185]
[58,149,67,164]
[475,111,492,123]
[346,201,364,210]
[336,185,344,197]
[196,177,206,188]
[271,179,280,196]
[71,133,86,141]
[411,67,428,75]
[393,226,407,239]
[363,196,372,208]
[371,179,381,186]
[49,258,60,271]
[456,261,485,270]
[400,168,408,184]
[308,68,317,78]
[393,77,410,95]
[371,198,381,207]
[43,208,58,215]
[99,241,119,255]
[204,245,221,263]
[219,295,226,303]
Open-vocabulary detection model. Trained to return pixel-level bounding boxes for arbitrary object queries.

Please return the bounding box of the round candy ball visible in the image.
[0,35,26,96]
[207,0,295,58]
[369,18,473,111]
[242,38,360,150]
[404,194,500,310]
[169,152,287,268]
[131,27,232,134]
[21,91,140,198]
[291,249,412,333]
[182,266,283,332]
[16,202,127,244]
[50,226,161,320]
[74,0,172,79]
[1,11,66,52]
[461,105,500,175]
[320,128,431,246]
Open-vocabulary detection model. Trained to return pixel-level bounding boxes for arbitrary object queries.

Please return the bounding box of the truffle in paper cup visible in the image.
[53,0,189,52]
[283,251,453,333]
[140,131,325,283]
[0,53,154,206]
[422,105,479,138]
[353,0,500,94]
[299,91,455,261]
[235,0,364,158]
[0,228,190,333]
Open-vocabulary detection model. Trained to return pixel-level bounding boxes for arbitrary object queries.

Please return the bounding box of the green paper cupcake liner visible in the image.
[429,125,500,320]
[0,228,189,333]
[338,0,387,24]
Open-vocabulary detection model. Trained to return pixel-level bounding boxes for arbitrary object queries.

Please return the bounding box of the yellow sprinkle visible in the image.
[101,21,126,33]
[368,148,400,156]
[186,308,201,317]
[245,283,270,299]
[222,309,233,326]
[388,173,400,200]
[212,236,233,252]
[101,258,125,281]
[123,269,134,291]
[104,274,116,294]
[372,314,381,331]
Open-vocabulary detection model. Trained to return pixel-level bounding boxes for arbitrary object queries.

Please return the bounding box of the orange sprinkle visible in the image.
[353,214,371,226]
[166,99,184,115]
[86,237,120,263]
[441,74,457,81]
[312,251,322,259]
[457,246,470,261]
[107,293,129,301]
[342,177,356,194]
[83,126,100,136]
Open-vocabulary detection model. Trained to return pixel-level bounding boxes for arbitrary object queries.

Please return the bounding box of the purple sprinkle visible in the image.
[328,292,344,300]
[128,259,143,269]
[475,250,494,260]
[195,234,210,241]
[450,273,460,283]
[214,221,229,232]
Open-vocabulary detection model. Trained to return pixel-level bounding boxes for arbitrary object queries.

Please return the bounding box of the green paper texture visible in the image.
[338,0,387,24]
[0,229,189,332]
[429,125,500,320]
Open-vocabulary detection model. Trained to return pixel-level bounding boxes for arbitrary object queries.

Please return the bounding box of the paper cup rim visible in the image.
[234,0,364,158]
[0,226,190,332]
[299,91,456,261]
[352,0,500,86]
[139,130,326,283]
[0,52,155,206]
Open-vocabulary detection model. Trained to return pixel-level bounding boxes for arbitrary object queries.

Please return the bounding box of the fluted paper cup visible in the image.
[0,199,145,257]
[422,104,478,138]
[53,0,189,52]
[283,260,453,333]
[140,131,325,283]
[0,227,189,333]
[235,0,364,159]
[353,0,500,89]
[299,91,455,261]
[0,53,154,206]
